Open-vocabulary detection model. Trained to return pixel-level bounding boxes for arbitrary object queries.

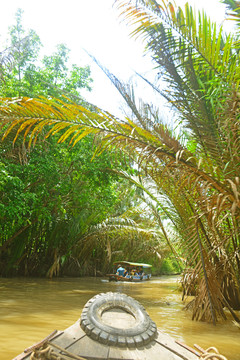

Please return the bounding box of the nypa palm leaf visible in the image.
[114,0,240,168]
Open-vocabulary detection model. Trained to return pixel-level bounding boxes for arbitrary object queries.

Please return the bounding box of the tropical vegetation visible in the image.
[0,9,167,279]
[1,0,240,324]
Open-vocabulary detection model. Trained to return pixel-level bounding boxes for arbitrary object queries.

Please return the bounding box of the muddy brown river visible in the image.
[0,276,239,359]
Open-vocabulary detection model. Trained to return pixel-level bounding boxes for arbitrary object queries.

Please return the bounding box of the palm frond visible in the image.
[222,0,240,31]
[1,96,238,215]
[74,213,163,266]
[116,0,239,83]
[114,0,240,167]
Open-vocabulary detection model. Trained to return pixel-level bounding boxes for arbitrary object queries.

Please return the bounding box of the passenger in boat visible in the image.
[130,268,137,276]
[124,268,128,277]
[116,265,125,277]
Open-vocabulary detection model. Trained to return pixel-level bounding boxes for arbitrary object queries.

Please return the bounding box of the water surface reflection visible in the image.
[0,276,239,359]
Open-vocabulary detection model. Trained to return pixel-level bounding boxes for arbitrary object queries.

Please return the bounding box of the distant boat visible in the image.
[106,261,152,282]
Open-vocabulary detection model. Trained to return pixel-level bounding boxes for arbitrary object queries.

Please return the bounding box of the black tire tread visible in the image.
[80,292,157,348]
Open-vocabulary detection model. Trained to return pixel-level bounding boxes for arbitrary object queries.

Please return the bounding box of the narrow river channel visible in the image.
[0,276,239,360]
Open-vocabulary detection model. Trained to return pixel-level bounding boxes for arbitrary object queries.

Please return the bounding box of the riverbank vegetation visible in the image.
[1,1,240,324]
[0,9,169,278]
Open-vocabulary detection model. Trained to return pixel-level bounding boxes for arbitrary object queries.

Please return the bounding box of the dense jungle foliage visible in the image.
[0,9,170,278]
[1,0,240,324]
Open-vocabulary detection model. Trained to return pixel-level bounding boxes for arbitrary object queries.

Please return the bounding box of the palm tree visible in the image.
[1,0,240,323]
[114,0,240,320]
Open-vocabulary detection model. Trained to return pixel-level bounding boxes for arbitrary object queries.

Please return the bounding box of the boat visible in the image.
[13,292,197,360]
[13,292,226,360]
[106,261,152,282]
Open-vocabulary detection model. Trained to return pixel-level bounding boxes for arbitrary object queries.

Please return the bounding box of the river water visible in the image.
[0,276,239,360]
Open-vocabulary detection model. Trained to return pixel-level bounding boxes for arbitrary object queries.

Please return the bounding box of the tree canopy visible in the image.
[0,9,93,99]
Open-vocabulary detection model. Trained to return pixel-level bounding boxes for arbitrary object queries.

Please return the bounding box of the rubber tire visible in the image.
[80,292,157,348]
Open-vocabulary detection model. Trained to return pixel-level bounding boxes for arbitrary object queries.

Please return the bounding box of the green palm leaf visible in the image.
[115,0,240,167]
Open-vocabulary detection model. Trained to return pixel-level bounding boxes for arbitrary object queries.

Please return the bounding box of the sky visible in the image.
[0,0,231,117]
